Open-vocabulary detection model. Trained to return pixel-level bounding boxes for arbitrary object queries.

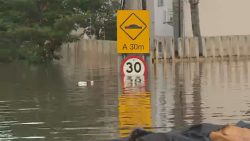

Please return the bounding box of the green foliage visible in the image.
[89,0,119,40]
[0,0,120,63]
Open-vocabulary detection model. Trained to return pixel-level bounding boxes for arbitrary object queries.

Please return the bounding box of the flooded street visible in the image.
[1,41,250,141]
[151,60,250,132]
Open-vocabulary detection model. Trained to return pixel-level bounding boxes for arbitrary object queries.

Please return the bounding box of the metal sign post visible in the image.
[117,1,152,135]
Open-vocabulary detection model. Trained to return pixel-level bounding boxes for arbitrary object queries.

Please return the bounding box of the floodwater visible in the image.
[1,42,250,141]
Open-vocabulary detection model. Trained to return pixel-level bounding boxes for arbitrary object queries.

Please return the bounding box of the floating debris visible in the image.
[77,81,87,87]
[77,81,94,87]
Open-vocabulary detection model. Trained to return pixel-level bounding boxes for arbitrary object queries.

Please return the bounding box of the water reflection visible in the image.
[151,60,250,133]
[118,75,152,137]
[119,93,152,137]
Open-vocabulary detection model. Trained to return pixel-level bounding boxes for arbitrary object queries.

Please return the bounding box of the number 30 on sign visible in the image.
[121,56,147,76]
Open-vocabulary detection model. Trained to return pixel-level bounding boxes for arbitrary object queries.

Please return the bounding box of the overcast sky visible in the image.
[199,0,250,36]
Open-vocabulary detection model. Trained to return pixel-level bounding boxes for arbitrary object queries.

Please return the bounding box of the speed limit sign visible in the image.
[121,56,147,76]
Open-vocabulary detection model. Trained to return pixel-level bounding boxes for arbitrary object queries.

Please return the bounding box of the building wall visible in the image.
[199,0,250,36]
[153,0,174,37]
[151,0,192,37]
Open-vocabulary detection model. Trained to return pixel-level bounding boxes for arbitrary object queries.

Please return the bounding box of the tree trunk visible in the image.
[189,0,201,37]
[189,0,202,54]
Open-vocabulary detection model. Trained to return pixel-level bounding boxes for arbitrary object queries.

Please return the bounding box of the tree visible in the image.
[79,0,120,40]
[0,0,119,63]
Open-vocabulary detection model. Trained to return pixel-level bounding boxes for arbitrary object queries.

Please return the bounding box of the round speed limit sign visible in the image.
[121,56,147,76]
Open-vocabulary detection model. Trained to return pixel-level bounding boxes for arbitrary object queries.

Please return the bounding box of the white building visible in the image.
[146,0,194,42]
[150,0,174,37]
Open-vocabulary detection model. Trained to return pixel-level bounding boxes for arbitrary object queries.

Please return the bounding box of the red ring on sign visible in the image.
[120,55,147,76]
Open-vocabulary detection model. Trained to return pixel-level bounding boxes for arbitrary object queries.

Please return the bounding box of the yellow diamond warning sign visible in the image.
[120,13,147,40]
[117,10,150,54]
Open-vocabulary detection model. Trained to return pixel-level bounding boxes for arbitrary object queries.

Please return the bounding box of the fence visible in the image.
[60,36,250,64]
[60,39,117,69]
[153,35,250,61]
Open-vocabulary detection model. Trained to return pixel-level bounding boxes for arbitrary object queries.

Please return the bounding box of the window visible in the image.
[163,10,167,24]
[158,0,164,7]
[163,9,173,25]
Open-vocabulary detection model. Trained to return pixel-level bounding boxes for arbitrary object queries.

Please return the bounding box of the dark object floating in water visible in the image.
[108,121,250,141]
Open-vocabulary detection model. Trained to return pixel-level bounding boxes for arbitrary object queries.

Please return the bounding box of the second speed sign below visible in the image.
[121,56,147,76]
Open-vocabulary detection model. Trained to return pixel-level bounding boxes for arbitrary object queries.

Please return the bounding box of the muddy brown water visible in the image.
[1,44,250,141]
